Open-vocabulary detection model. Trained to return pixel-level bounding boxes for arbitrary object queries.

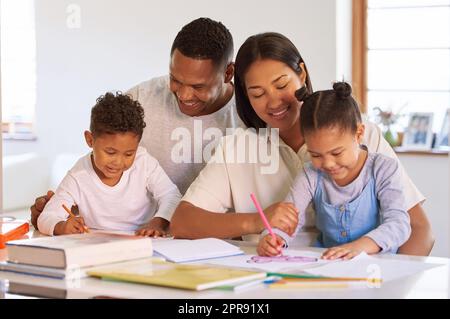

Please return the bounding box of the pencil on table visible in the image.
[62,204,90,233]
[280,277,383,283]
[269,277,382,289]
[269,282,351,289]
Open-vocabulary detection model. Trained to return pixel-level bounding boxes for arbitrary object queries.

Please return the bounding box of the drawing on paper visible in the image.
[246,255,318,264]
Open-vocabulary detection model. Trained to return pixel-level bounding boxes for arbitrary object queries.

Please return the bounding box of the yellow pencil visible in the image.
[62,204,90,233]
[270,278,382,289]
[280,277,382,283]
[269,282,350,289]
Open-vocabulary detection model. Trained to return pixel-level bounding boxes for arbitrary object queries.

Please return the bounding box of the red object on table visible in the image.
[0,218,30,249]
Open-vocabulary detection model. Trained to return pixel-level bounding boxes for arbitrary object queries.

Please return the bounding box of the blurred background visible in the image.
[1,0,449,256]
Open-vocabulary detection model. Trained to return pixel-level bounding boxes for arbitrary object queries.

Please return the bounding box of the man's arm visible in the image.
[170,201,261,239]
[398,203,435,256]
[30,191,54,230]
[170,201,298,239]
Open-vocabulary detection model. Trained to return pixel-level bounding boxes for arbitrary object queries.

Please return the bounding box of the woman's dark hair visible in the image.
[171,17,233,70]
[90,92,146,139]
[298,81,362,136]
[234,32,313,130]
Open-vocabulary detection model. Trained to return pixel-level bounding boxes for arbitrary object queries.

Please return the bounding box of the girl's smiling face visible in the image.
[244,59,306,133]
[305,124,366,186]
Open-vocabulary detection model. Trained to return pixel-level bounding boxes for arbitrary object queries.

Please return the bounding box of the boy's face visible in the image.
[84,131,140,185]
[305,124,365,185]
[169,49,232,117]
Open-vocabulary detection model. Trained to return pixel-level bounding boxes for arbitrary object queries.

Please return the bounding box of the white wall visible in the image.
[0,8,3,212]
[398,154,449,257]
[2,1,449,258]
[336,0,352,82]
[3,0,339,165]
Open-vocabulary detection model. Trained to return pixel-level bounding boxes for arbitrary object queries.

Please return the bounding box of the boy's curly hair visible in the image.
[90,92,146,139]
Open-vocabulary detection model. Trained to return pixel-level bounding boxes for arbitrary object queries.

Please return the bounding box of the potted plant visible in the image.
[373,107,404,147]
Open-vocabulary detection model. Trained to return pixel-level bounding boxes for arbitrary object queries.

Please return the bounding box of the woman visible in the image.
[171,32,434,255]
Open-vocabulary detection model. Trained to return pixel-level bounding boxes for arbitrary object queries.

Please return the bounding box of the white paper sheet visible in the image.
[302,252,444,282]
[152,238,244,263]
[190,249,332,272]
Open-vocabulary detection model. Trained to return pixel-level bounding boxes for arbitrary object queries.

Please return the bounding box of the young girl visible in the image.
[38,92,181,236]
[258,82,411,259]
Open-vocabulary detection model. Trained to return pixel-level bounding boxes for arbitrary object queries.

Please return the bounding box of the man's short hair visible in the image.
[171,17,233,69]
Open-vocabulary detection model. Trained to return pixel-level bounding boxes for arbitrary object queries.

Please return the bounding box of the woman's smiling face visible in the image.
[244,59,306,132]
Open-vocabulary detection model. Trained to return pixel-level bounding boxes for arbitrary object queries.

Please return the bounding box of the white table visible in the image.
[0,233,449,299]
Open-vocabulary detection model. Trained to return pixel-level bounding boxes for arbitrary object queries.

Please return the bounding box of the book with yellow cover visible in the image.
[87,258,266,291]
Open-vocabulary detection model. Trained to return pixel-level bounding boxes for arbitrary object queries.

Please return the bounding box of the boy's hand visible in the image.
[135,217,170,238]
[262,202,299,236]
[53,216,88,235]
[257,234,285,257]
[321,237,381,260]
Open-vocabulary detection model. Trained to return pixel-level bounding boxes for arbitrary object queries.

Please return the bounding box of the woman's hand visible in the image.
[262,202,299,236]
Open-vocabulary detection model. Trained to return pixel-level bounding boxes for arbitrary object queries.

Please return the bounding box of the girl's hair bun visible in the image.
[332,81,352,99]
[295,85,308,102]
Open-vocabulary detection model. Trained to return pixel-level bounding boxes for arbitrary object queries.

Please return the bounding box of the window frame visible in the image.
[352,0,368,113]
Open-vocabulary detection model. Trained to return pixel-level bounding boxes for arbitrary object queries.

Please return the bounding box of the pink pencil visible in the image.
[250,193,276,242]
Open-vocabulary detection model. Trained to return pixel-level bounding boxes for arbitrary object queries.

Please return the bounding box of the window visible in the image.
[353,0,450,134]
[1,0,37,140]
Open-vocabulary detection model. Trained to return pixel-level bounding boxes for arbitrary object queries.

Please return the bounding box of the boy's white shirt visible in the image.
[182,117,425,244]
[38,146,181,236]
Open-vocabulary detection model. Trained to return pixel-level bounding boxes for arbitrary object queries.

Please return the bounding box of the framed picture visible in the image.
[402,112,434,150]
[435,109,449,150]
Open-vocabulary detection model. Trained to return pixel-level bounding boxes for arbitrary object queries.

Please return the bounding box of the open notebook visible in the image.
[152,238,244,263]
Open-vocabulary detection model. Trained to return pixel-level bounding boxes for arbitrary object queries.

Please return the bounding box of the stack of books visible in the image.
[1,234,266,291]
[1,232,153,280]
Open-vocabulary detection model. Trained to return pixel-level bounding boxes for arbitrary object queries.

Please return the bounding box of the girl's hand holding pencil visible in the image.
[250,193,296,257]
[257,234,286,256]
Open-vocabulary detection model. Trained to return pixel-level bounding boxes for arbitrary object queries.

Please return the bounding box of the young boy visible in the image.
[38,92,181,236]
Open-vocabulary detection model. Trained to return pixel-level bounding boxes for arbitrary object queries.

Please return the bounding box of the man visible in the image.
[30,18,243,236]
